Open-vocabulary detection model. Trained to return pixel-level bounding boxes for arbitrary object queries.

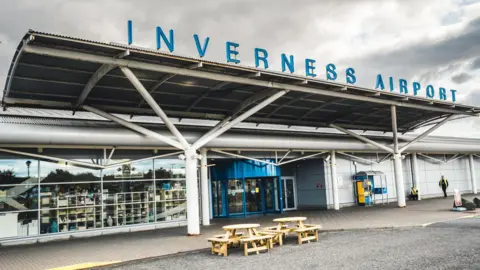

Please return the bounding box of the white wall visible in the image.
[325,154,476,208]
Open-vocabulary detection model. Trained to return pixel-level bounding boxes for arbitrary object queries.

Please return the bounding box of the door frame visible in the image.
[282,176,297,211]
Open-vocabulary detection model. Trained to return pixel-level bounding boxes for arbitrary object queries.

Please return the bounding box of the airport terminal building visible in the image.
[0,31,479,243]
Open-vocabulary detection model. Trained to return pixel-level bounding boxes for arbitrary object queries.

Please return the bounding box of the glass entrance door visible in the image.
[245,178,262,213]
[282,177,297,210]
[212,180,225,217]
[227,179,244,215]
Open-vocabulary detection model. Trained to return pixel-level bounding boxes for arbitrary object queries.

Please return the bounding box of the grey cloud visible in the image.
[348,17,480,75]
[451,72,473,84]
[472,57,480,70]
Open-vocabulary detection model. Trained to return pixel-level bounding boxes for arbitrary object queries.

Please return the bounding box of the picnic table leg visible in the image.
[244,242,248,256]
[298,221,305,229]
[211,242,215,255]
[297,232,302,245]
[248,228,260,255]
[315,230,319,241]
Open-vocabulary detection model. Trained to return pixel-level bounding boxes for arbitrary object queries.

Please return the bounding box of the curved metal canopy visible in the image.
[3,31,479,133]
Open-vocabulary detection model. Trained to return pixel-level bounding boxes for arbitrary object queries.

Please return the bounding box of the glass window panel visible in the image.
[40,161,100,183]
[39,183,102,234]
[0,210,39,239]
[154,159,185,179]
[103,160,153,181]
[155,179,186,222]
[0,159,39,212]
[103,180,155,227]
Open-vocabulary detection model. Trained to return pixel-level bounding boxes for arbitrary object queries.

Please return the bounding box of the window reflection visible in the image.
[0,155,188,239]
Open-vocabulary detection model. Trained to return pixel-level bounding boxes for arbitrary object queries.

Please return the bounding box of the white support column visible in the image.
[391,105,406,207]
[184,148,200,235]
[200,148,210,225]
[411,152,421,200]
[330,151,340,210]
[469,154,477,194]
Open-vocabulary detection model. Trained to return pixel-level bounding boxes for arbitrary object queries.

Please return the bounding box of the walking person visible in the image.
[439,175,449,198]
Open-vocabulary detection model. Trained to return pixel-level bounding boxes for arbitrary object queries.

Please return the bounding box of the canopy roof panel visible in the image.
[3,31,479,132]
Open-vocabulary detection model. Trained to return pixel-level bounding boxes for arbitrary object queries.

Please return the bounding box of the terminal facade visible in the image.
[0,31,479,243]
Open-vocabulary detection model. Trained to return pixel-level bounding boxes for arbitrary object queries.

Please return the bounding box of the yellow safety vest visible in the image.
[411,187,417,195]
[439,179,449,187]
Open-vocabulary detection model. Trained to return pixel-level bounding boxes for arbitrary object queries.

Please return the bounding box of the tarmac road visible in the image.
[98,216,480,270]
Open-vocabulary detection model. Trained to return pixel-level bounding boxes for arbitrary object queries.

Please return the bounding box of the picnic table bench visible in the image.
[272,217,322,245]
[208,224,273,256]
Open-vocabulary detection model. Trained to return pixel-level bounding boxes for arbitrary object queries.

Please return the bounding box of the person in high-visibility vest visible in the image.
[410,186,418,200]
[439,176,449,198]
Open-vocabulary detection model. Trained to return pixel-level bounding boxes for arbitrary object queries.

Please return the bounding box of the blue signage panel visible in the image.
[126,20,458,102]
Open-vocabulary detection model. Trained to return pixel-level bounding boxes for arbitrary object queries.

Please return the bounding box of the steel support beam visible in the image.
[186,82,230,112]
[391,105,406,207]
[192,90,288,149]
[379,153,392,163]
[211,149,277,166]
[411,152,421,200]
[277,152,327,166]
[418,153,446,164]
[469,154,478,194]
[337,152,377,164]
[121,67,190,149]
[76,50,130,106]
[22,44,476,116]
[399,115,455,153]
[330,124,394,153]
[83,105,185,150]
[105,151,182,168]
[278,150,291,164]
[0,147,104,169]
[231,88,277,117]
[106,147,115,165]
[136,74,176,108]
[200,148,210,225]
[330,150,340,210]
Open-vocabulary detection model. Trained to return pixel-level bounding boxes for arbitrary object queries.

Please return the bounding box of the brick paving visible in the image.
[0,196,478,270]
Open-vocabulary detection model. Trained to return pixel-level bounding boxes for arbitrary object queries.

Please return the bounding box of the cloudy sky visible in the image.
[0,0,480,137]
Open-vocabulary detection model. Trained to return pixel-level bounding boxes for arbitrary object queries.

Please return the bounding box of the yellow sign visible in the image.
[255,187,260,193]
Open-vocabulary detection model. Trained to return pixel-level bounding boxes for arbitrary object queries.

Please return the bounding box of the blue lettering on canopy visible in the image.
[399,79,408,94]
[156,27,174,52]
[439,87,447,100]
[305,59,316,77]
[226,41,240,64]
[326,63,337,80]
[450,90,457,102]
[346,68,356,84]
[193,34,210,58]
[389,77,395,92]
[128,20,133,45]
[375,74,385,90]
[413,82,421,96]
[281,54,295,73]
[254,48,269,69]
[426,85,435,98]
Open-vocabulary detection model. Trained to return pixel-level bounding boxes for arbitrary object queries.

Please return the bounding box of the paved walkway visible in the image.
[1,196,478,270]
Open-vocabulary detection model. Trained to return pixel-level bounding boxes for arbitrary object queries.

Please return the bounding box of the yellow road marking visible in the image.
[422,214,479,227]
[46,261,121,270]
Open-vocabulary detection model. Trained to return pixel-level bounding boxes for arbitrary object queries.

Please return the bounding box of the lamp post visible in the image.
[26,160,31,177]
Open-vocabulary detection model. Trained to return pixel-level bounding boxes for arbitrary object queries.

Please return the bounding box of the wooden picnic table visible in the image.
[222,223,260,239]
[213,223,271,256]
[272,217,321,244]
[273,217,307,231]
